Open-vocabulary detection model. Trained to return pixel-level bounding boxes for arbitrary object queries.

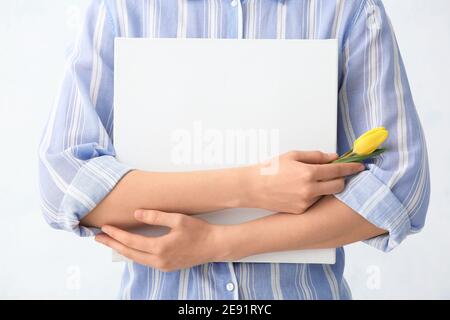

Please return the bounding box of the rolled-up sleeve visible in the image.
[335,0,430,252]
[38,0,133,236]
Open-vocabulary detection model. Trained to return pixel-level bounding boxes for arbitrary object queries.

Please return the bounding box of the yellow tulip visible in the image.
[353,127,388,156]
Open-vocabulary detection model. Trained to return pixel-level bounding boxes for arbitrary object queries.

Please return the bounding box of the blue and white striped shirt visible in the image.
[38,0,430,300]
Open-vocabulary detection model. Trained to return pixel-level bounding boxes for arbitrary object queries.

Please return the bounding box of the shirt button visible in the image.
[226,282,235,291]
[230,0,238,7]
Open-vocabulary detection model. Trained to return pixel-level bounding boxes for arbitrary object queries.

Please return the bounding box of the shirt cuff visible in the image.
[334,170,412,252]
[59,155,134,237]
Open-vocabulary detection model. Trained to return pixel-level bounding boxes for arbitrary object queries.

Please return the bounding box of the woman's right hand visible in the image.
[244,151,365,214]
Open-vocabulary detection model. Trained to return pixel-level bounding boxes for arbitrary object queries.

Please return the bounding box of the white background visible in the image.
[0,0,449,299]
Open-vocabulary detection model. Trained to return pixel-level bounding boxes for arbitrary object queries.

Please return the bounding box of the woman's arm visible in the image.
[81,167,250,229]
[221,195,387,260]
[94,195,385,272]
[81,152,365,229]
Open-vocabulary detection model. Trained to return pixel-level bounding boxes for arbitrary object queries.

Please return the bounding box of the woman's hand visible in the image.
[246,151,365,214]
[95,210,228,272]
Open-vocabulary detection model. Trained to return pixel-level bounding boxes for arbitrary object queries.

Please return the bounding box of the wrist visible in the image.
[210,225,233,261]
[209,225,239,262]
[221,165,259,209]
[236,165,263,209]
[210,224,252,262]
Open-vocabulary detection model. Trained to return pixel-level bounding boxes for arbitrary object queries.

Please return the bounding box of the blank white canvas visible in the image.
[113,38,338,264]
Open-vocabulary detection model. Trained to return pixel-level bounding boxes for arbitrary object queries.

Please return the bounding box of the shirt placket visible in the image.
[226,262,239,299]
[226,0,245,39]
[213,0,243,301]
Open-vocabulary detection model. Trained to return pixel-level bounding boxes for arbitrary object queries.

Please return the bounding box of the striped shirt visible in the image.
[38,0,430,300]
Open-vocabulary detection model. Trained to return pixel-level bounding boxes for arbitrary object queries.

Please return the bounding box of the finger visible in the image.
[287,150,338,164]
[315,178,346,196]
[134,210,183,229]
[101,225,157,253]
[95,234,157,266]
[315,162,365,180]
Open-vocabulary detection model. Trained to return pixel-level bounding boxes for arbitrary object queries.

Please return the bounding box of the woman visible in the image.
[38,0,430,299]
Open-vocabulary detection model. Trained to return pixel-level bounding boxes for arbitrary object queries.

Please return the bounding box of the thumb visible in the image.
[287,150,338,164]
[134,210,181,228]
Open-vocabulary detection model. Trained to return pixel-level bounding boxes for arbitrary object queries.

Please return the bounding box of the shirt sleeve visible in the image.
[38,0,134,237]
[335,0,430,252]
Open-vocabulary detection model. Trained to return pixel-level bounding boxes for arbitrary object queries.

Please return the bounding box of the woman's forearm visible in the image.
[82,167,253,229]
[220,195,387,261]
[93,194,387,271]
[81,152,364,230]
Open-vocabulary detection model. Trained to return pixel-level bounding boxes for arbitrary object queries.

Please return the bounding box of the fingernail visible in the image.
[135,210,145,219]
[101,226,110,234]
[328,153,339,159]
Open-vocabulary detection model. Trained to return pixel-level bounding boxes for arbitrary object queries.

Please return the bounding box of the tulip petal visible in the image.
[353,128,389,156]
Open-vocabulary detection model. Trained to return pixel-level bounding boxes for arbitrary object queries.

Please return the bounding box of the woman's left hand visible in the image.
[95,210,228,272]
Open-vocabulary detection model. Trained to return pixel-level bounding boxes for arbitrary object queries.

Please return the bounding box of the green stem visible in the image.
[332,148,386,163]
